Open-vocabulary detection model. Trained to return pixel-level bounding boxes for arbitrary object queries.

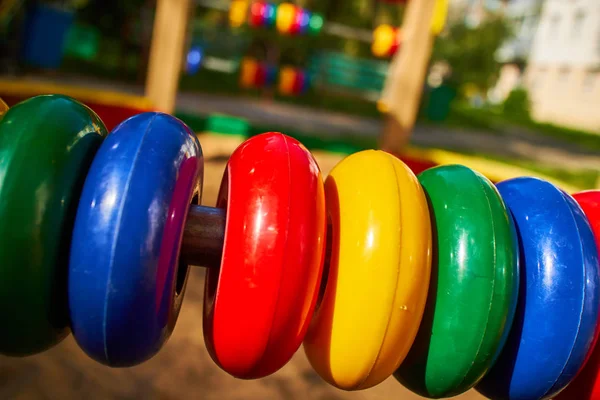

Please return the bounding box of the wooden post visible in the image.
[145,0,192,113]
[379,0,437,153]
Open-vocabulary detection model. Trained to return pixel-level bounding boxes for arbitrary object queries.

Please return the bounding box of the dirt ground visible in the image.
[0,134,485,400]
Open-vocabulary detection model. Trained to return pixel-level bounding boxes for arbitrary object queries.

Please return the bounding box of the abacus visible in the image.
[0,95,599,400]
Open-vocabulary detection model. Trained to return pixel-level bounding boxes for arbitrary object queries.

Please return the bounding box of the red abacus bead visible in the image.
[249,1,265,27]
[203,132,326,379]
[292,69,304,95]
[255,63,267,88]
[556,190,600,400]
[575,191,600,243]
[389,29,400,56]
[290,5,301,34]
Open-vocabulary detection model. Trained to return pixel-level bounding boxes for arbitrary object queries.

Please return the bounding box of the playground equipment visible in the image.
[0,94,599,400]
[145,0,443,157]
[278,65,309,95]
[230,0,323,35]
[238,56,310,95]
[372,24,401,58]
[239,57,277,89]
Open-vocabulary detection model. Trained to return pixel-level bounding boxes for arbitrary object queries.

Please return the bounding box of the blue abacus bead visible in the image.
[69,112,203,367]
[266,65,277,86]
[476,177,600,400]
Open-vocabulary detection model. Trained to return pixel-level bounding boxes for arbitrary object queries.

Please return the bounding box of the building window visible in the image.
[530,68,546,92]
[572,10,585,38]
[558,68,571,86]
[597,25,600,56]
[582,71,597,93]
[549,14,561,40]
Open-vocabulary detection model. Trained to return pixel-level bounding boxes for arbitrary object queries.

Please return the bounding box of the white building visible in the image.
[447,0,543,103]
[496,0,543,64]
[524,0,600,133]
[448,0,506,27]
[489,0,543,103]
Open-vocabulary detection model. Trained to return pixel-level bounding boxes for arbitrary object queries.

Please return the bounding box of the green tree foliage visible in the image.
[76,0,149,40]
[502,87,530,121]
[432,15,514,95]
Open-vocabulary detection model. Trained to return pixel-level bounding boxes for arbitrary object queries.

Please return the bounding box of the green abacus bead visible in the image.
[0,95,107,356]
[394,164,519,398]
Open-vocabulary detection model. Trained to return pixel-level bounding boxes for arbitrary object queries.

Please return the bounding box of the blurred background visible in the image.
[1,0,599,188]
[0,0,599,399]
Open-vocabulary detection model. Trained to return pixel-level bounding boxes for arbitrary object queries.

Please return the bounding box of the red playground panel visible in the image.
[0,80,153,131]
[394,153,439,175]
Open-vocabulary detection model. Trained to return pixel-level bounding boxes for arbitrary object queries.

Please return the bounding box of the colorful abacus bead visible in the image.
[204,132,326,379]
[240,59,275,89]
[68,112,203,366]
[477,179,600,400]
[0,95,107,356]
[262,2,276,27]
[3,93,600,400]
[255,62,267,87]
[249,1,266,27]
[308,13,324,35]
[394,165,519,398]
[304,150,432,390]
[276,2,296,34]
[554,190,600,400]
[279,66,295,95]
[240,58,259,88]
[294,8,310,34]
[372,24,400,58]
[265,65,278,86]
[293,69,306,95]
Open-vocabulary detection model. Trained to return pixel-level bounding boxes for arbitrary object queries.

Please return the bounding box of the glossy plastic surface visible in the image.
[69,112,203,366]
[0,95,107,356]
[203,132,326,379]
[304,150,432,390]
[477,179,600,400]
[554,190,600,400]
[395,165,519,398]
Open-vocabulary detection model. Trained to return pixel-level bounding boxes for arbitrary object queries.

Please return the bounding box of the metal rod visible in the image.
[181,205,226,267]
[180,205,333,277]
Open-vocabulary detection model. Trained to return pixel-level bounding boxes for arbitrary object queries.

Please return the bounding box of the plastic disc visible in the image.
[304,150,432,390]
[395,164,519,398]
[476,179,600,400]
[554,190,600,400]
[69,112,203,366]
[0,95,107,356]
[203,132,326,379]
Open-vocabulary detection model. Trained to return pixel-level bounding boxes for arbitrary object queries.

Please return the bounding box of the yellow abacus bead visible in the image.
[276,2,296,34]
[229,0,249,28]
[240,57,258,88]
[304,150,432,390]
[372,24,396,58]
[279,66,296,95]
